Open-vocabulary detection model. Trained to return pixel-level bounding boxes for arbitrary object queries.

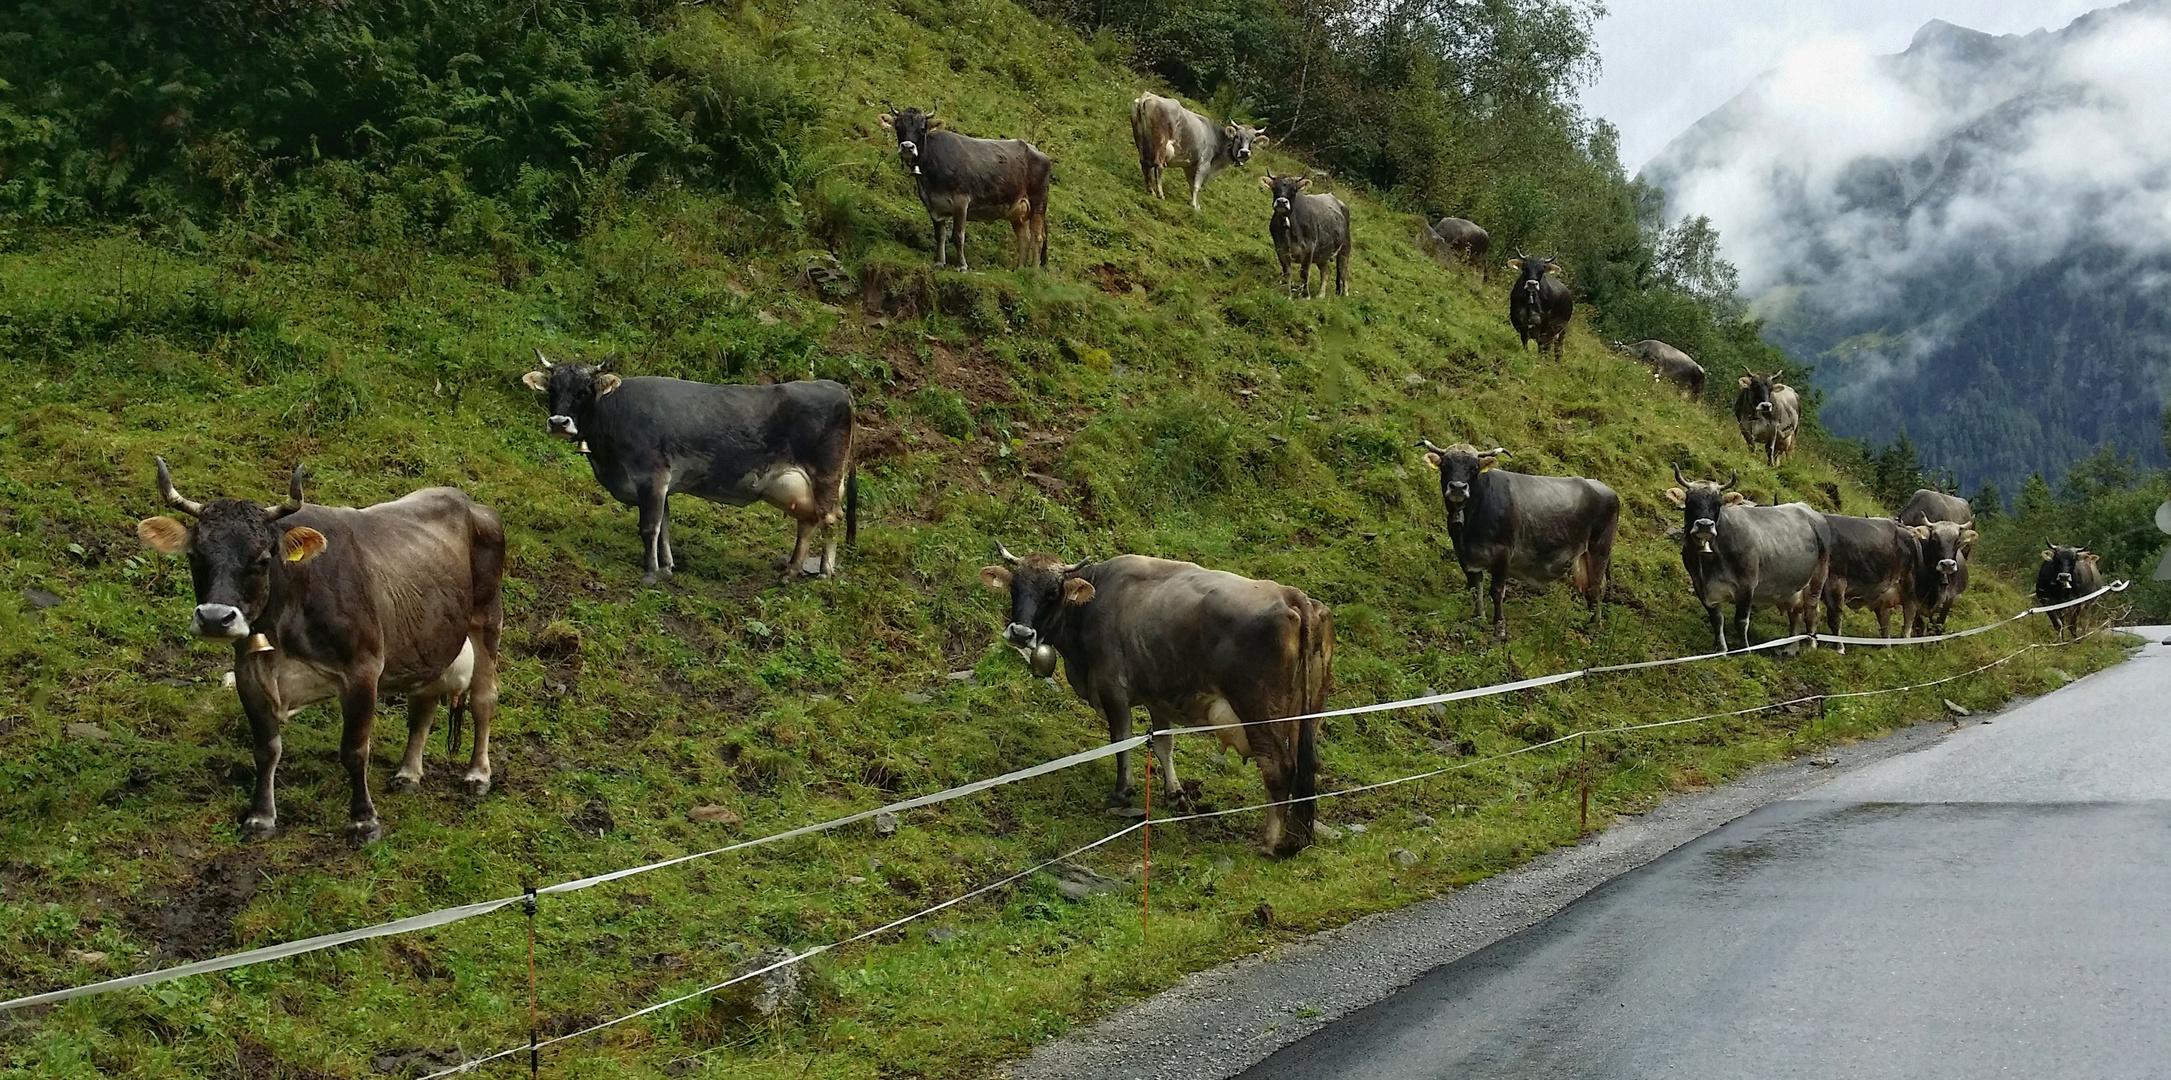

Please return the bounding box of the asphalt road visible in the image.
[1237,630,2171,1080]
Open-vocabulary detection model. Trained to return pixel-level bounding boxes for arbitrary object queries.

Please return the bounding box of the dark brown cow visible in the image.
[1507,254,1573,358]
[878,105,1050,270]
[1819,514,1919,646]
[138,460,505,844]
[1418,441,1619,641]
[1733,370,1801,466]
[1910,520,1977,635]
[2035,541,2098,639]
[979,549,1333,855]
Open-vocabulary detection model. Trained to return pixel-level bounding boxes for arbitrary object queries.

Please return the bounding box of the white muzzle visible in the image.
[192,603,249,640]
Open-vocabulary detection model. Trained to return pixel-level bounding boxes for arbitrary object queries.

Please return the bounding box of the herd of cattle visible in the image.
[125,95,2106,856]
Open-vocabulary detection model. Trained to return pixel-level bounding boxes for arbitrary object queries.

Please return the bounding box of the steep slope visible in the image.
[0,1,2120,1077]
[1643,0,2171,495]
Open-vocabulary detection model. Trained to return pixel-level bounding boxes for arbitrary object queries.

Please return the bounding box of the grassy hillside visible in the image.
[0,1,2126,1077]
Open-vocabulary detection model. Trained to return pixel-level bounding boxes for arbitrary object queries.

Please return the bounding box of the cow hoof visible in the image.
[347,819,385,846]
[1493,627,1509,643]
[387,773,421,794]
[463,775,492,799]
[1105,791,1135,810]
[641,572,661,587]
[240,815,277,841]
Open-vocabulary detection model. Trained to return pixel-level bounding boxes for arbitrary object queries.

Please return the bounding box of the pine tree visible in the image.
[1970,483,2004,520]
[2017,472,2055,519]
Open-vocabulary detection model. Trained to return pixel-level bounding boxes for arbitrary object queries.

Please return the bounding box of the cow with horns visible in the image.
[978,546,1333,855]
[1417,440,1620,641]
[1666,465,1832,654]
[137,459,506,843]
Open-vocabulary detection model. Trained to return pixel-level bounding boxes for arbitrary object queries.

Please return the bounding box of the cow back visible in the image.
[1283,193,1349,259]
[1062,555,1318,712]
[918,129,1051,211]
[1821,514,1915,598]
[583,377,853,504]
[1898,489,1973,526]
[1458,469,1618,578]
[1702,502,1829,603]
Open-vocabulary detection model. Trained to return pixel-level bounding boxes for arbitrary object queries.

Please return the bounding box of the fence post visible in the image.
[1578,733,1591,834]
[524,886,540,1080]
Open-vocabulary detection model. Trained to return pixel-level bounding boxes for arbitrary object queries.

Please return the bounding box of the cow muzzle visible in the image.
[1273,197,1290,212]
[1445,482,1469,503]
[1937,558,1959,576]
[1691,520,1718,554]
[900,142,921,174]
[1756,401,1773,415]
[1005,622,1038,649]
[2056,573,2073,588]
[191,603,249,640]
[547,415,580,438]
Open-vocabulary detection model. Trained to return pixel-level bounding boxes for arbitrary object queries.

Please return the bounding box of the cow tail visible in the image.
[446,693,467,760]
[845,462,859,548]
[1288,600,1328,844]
[1130,95,1153,174]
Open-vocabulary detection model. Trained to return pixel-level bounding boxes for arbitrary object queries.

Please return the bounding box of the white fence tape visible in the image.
[0,581,2127,1014]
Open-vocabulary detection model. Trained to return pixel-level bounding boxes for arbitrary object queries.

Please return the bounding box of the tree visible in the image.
[1970,483,2004,521]
[2017,472,2056,519]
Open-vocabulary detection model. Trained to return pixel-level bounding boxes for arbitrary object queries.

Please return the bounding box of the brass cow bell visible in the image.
[244,633,276,655]
[1028,643,1059,679]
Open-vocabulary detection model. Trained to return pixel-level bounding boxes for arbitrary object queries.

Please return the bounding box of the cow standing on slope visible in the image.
[1619,339,1705,399]
[1667,467,1831,653]
[1507,253,1573,358]
[523,352,856,585]
[1418,440,1619,642]
[979,548,1333,856]
[1733,370,1801,466]
[879,105,1051,270]
[1130,93,1268,210]
[1819,514,1920,646]
[2036,542,2101,639]
[1420,217,1490,281]
[137,460,505,844]
[1263,174,1351,298]
[1897,487,1975,636]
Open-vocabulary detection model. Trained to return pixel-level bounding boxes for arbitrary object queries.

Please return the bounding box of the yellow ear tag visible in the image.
[287,546,309,562]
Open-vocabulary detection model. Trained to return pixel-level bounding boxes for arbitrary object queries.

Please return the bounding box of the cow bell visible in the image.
[244,633,275,655]
[1028,643,1059,679]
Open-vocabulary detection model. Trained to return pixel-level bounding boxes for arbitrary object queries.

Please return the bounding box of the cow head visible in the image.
[1737,370,1784,416]
[1665,464,1742,555]
[1261,174,1310,215]
[137,458,325,644]
[1910,521,1978,582]
[1417,439,1506,525]
[1506,252,1560,307]
[521,349,620,442]
[978,544,1090,674]
[2041,541,2089,590]
[1223,122,1268,165]
[878,105,941,175]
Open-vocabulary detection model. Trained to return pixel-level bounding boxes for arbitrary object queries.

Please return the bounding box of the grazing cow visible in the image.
[1507,253,1573,358]
[1130,93,1268,210]
[2035,542,2102,639]
[137,460,505,844]
[1907,520,1977,636]
[1897,488,1974,527]
[1733,370,1802,466]
[877,105,1050,270]
[1262,174,1351,298]
[1819,514,1920,646]
[1620,339,1706,399]
[1666,466,1831,653]
[1420,217,1491,281]
[978,549,1333,855]
[1417,440,1619,641]
[523,351,856,585]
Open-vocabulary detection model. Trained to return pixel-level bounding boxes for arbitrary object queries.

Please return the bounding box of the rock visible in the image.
[1423,691,1447,719]
[689,805,741,826]
[1809,757,1838,768]
[1389,848,1419,868]
[1403,373,1427,386]
[1267,433,1288,444]
[1411,813,1437,828]
[1214,855,1236,873]
[946,669,975,682]
[1313,823,1343,841]
[2050,668,2075,684]
[845,875,867,885]
[1047,860,1126,901]
[927,926,960,943]
[709,947,807,1022]
[21,588,61,610]
[62,949,107,964]
[755,309,782,326]
[1344,823,1367,835]
[902,692,933,705]
[1026,472,1069,497]
[1943,699,1972,717]
[1425,737,1462,755]
[873,810,899,835]
[64,723,109,741]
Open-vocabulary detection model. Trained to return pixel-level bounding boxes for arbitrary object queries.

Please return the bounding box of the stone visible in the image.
[1944,699,1972,717]
[1047,860,1125,901]
[1425,737,1462,755]
[927,926,960,943]
[63,949,107,964]
[1403,373,1427,386]
[755,309,782,326]
[21,588,61,610]
[1809,757,1838,768]
[902,692,933,705]
[1411,813,1437,828]
[946,669,975,682]
[64,723,109,741]
[1423,691,1448,719]
[845,875,867,885]
[873,810,899,835]
[1344,823,1367,835]
[689,805,742,826]
[1389,848,1419,868]
[1314,823,1343,841]
[709,947,807,1022]
[2050,668,2075,684]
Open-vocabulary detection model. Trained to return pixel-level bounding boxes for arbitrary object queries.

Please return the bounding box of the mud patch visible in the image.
[233,1034,341,1079]
[367,1046,464,1078]
[132,850,264,960]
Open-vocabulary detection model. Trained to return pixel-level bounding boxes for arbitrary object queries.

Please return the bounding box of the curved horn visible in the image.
[2044,537,2056,551]
[1723,470,1739,491]
[928,100,938,118]
[1415,438,1450,454]
[268,464,305,520]
[1060,559,1086,574]
[534,348,553,369]
[1482,446,1507,458]
[995,542,1023,566]
[155,456,204,517]
[1673,462,1689,487]
[597,352,615,371]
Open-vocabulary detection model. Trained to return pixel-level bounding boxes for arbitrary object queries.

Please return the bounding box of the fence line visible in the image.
[0,582,2128,1014]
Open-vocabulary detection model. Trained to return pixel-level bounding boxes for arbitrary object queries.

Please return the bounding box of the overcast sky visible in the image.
[1582,0,2108,172]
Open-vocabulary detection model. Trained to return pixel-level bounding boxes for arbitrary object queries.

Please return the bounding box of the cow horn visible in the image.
[1415,438,1450,454]
[155,456,204,517]
[268,464,305,520]
[1060,559,1086,574]
[597,352,615,371]
[534,348,553,369]
[995,541,1022,566]
[2044,537,2056,551]
[928,100,938,118]
[1673,462,1688,487]
[1483,446,1507,458]
[1723,471,1739,491]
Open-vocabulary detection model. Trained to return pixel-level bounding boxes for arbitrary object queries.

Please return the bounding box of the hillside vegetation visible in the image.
[0,1,2126,1078]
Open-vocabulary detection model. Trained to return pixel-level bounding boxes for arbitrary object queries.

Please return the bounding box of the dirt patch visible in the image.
[233,1035,340,1080]
[1090,263,1147,296]
[131,850,265,960]
[366,1047,464,1078]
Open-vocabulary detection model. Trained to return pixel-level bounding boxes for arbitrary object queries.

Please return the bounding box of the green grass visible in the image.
[0,0,2129,1077]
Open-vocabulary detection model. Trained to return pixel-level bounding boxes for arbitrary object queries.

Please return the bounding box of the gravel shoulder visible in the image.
[1004,707,2012,1080]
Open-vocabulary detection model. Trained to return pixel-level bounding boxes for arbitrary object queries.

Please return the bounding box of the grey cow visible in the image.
[1418,440,1619,641]
[878,105,1050,271]
[1507,254,1573,358]
[1732,370,1801,466]
[1619,339,1705,399]
[1898,488,1975,528]
[1819,514,1920,646]
[1419,217,1490,281]
[1130,92,1268,210]
[1668,467,1831,653]
[1262,174,1350,298]
[1909,520,1977,636]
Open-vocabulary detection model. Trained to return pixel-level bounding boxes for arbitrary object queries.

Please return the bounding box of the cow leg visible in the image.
[1465,569,1484,620]
[1705,603,1727,653]
[1337,250,1349,297]
[1875,606,1892,639]
[1099,690,1136,807]
[339,680,385,844]
[1187,167,1205,211]
[1144,705,1187,807]
[462,643,498,797]
[1489,571,1510,642]
[658,500,676,574]
[932,215,947,269]
[952,205,970,272]
[238,697,283,841]
[635,485,667,585]
[391,694,438,793]
[1734,600,1756,655]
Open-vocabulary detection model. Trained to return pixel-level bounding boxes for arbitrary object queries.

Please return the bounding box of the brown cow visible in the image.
[138,459,505,844]
[1819,514,1920,646]
[979,549,1332,855]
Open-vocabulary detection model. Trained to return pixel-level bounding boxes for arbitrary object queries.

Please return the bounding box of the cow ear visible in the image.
[1506,257,1523,273]
[1664,487,1687,508]
[1478,458,1496,473]
[139,516,191,554]
[978,565,1012,591]
[1910,525,1933,540]
[522,371,549,392]
[1062,577,1096,605]
[280,526,327,564]
[1544,262,1561,276]
[1961,529,1979,547]
[1254,134,1270,147]
[1422,452,1441,470]
[1295,177,1312,190]
[1773,383,1792,393]
[1259,175,1275,189]
[595,373,623,397]
[1721,491,1746,505]
[1225,124,1238,138]
[2041,549,2055,561]
[877,113,894,130]
[1737,375,1753,388]
[926,118,943,130]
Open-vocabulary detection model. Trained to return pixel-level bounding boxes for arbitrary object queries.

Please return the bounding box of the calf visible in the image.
[1420,217,1491,281]
[1667,467,1831,653]
[1263,174,1351,298]
[1507,254,1573,358]
[1620,339,1705,399]
[1130,92,1267,210]
[138,460,505,843]
[878,105,1050,270]
[979,549,1332,855]
[1418,440,1619,641]
[1733,370,1801,466]
[2036,542,2101,639]
[523,352,856,584]
[1820,514,1920,646]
